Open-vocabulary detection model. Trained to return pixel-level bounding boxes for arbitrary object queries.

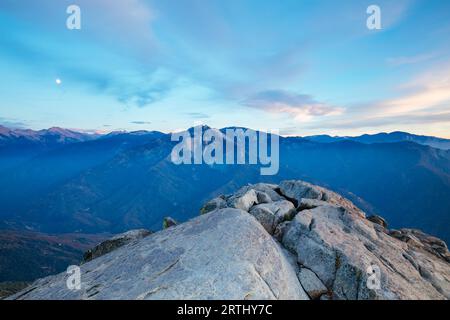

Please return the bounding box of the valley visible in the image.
[1,125,450,284]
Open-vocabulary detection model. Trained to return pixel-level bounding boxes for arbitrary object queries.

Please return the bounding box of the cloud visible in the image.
[307,110,450,130]
[0,117,27,129]
[279,126,301,136]
[0,0,173,108]
[376,0,415,30]
[387,52,439,66]
[376,64,450,116]
[0,28,175,108]
[303,63,450,132]
[184,112,211,119]
[244,90,344,121]
[130,121,152,125]
[54,62,175,108]
[0,0,157,55]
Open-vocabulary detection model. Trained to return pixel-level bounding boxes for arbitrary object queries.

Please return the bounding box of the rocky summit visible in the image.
[9,180,450,300]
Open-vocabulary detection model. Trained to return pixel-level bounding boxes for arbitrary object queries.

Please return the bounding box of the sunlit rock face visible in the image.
[10,180,450,300]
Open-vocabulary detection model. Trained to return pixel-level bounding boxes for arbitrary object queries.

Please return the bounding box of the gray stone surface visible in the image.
[163,217,178,229]
[226,188,258,212]
[200,196,227,215]
[249,183,285,202]
[279,180,324,205]
[249,201,296,234]
[297,268,328,299]
[83,229,151,263]
[210,179,450,300]
[11,209,308,300]
[389,228,450,262]
[255,191,272,204]
[11,179,450,300]
[280,191,450,300]
[367,215,388,228]
[273,221,291,242]
[298,198,329,210]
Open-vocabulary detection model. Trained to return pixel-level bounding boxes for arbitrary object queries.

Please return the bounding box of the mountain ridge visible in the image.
[1,125,450,243]
[2,124,450,146]
[304,131,450,150]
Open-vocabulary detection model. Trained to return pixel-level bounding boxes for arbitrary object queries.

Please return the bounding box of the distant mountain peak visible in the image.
[0,125,12,135]
[0,125,98,148]
[45,127,74,134]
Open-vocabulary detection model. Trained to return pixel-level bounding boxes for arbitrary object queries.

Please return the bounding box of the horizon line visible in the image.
[1,123,450,141]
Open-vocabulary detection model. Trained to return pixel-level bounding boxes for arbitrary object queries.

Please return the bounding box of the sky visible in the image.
[0,0,450,137]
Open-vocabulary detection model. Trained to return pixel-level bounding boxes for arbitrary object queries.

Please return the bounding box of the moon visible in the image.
[55,78,62,85]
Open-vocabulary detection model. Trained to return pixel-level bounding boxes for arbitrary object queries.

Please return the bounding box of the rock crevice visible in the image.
[201,180,450,300]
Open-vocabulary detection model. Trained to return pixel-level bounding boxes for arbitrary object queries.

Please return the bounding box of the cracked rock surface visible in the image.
[82,229,152,263]
[10,208,307,300]
[203,180,450,300]
[10,180,450,300]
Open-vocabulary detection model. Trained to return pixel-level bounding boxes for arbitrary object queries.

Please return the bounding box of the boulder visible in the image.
[200,196,227,215]
[367,215,388,228]
[163,217,178,229]
[249,201,296,234]
[389,229,450,262]
[220,180,450,300]
[11,179,450,301]
[279,180,324,205]
[255,191,272,204]
[11,209,308,300]
[83,229,151,263]
[249,183,285,202]
[298,198,329,211]
[226,188,258,211]
[273,221,291,242]
[282,203,450,300]
[280,180,365,218]
[248,206,276,234]
[297,268,328,299]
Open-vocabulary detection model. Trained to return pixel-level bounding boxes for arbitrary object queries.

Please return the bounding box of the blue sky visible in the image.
[1,0,450,137]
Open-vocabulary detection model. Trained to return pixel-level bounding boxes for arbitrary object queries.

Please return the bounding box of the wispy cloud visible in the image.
[0,27,175,108]
[244,90,344,121]
[184,112,211,119]
[307,110,450,130]
[0,0,173,108]
[0,0,157,54]
[130,121,152,125]
[0,117,27,129]
[377,63,450,116]
[303,63,450,133]
[279,126,301,136]
[387,52,439,66]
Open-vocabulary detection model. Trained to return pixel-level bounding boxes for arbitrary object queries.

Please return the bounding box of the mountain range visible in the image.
[1,125,450,283]
[304,131,450,150]
[0,125,97,172]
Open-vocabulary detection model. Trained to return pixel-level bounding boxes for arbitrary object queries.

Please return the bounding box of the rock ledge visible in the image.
[10,180,450,300]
